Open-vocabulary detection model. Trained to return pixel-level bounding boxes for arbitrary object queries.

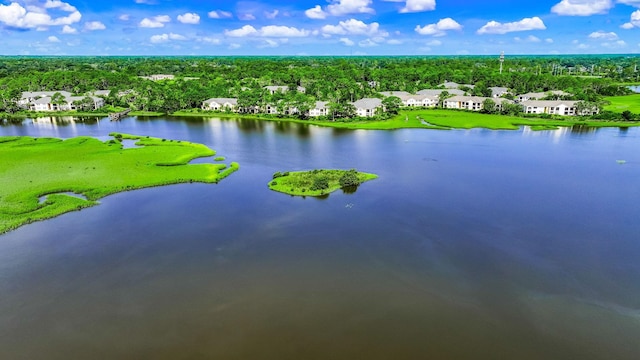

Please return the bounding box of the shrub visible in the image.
[273,171,283,179]
[339,169,361,188]
[311,176,329,191]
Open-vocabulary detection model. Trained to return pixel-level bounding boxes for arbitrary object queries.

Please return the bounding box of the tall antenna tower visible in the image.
[499,51,505,74]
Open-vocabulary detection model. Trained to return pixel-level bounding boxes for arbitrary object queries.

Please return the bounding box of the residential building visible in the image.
[309,101,329,117]
[89,90,111,97]
[20,90,105,111]
[439,82,475,90]
[416,89,465,96]
[380,92,439,108]
[444,96,488,111]
[20,91,72,106]
[517,90,571,102]
[265,104,279,114]
[521,100,597,116]
[352,98,383,117]
[202,98,238,111]
[489,87,509,98]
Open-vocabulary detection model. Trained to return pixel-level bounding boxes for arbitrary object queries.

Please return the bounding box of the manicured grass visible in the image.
[408,110,521,130]
[398,109,640,130]
[402,109,640,129]
[0,133,238,234]
[171,108,640,131]
[268,169,378,197]
[603,95,640,114]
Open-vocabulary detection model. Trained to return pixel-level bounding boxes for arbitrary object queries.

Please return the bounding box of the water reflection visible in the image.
[0,117,27,126]
[237,118,265,133]
[571,124,599,134]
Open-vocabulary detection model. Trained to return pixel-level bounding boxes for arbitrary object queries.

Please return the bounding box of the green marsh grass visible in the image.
[0,133,238,234]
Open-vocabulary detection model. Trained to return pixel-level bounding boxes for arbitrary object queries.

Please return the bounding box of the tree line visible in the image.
[0,55,636,115]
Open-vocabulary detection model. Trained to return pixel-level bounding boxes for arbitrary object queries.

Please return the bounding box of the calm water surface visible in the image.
[1,116,639,359]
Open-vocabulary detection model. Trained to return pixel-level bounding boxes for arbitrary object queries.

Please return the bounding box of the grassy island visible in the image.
[268,169,378,197]
[0,133,239,234]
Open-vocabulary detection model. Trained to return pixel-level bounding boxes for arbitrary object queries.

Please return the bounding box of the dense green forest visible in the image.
[0,55,638,114]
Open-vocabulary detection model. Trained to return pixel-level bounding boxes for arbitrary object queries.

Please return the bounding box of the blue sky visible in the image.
[1,0,639,55]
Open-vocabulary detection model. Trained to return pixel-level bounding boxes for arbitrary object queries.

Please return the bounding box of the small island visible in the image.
[268,169,378,197]
[0,133,239,234]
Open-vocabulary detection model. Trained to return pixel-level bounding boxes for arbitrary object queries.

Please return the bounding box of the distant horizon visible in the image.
[1,53,639,58]
[1,0,640,56]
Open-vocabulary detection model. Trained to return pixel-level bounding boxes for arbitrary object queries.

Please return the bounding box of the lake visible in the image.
[1,116,639,360]
[628,85,640,93]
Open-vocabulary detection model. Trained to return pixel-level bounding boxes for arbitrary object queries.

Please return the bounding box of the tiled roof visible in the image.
[352,98,382,109]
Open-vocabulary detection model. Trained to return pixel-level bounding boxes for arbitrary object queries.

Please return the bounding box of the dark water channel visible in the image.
[1,116,639,359]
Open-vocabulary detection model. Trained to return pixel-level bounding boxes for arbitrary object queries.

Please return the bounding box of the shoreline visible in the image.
[4,109,639,130]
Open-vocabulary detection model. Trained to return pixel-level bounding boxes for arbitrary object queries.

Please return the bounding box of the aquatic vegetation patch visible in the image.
[269,169,378,197]
[0,133,239,234]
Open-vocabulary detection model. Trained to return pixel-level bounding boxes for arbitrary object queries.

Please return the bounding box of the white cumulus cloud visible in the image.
[621,10,640,28]
[208,10,232,19]
[44,0,76,12]
[224,25,310,37]
[259,25,310,37]
[339,37,355,46]
[601,40,627,48]
[306,0,374,18]
[139,15,171,28]
[258,39,280,48]
[238,13,256,21]
[177,13,200,24]
[551,0,613,16]
[477,17,546,35]
[264,10,279,19]
[359,39,378,47]
[84,21,105,31]
[150,33,187,43]
[399,0,436,13]
[225,25,258,37]
[588,30,618,40]
[322,19,387,37]
[415,18,462,36]
[0,1,81,29]
[61,24,77,34]
[47,35,60,42]
[617,0,640,7]
[305,5,326,19]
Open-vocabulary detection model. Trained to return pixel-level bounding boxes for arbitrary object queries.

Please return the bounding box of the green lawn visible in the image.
[603,95,640,114]
[393,110,639,130]
[269,169,378,197]
[172,108,640,131]
[0,133,238,234]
